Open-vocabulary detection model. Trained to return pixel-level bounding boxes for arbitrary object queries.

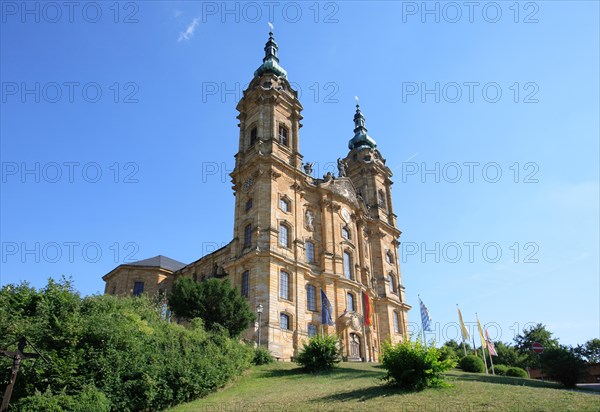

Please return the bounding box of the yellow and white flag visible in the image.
[477,319,487,349]
[457,307,470,341]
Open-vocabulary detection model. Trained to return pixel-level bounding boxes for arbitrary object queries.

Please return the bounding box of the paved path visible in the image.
[577,383,600,392]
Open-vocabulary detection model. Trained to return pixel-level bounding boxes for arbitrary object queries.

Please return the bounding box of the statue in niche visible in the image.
[305,209,315,231]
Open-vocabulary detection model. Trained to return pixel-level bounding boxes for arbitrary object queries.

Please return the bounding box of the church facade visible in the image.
[102,31,410,361]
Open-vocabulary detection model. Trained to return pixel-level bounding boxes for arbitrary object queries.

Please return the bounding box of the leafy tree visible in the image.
[541,345,587,388]
[381,339,455,390]
[441,339,464,360]
[296,334,341,372]
[491,341,527,368]
[514,323,559,367]
[575,338,600,363]
[168,277,256,337]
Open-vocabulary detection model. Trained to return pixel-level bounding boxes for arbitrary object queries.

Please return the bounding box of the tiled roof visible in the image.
[126,255,186,272]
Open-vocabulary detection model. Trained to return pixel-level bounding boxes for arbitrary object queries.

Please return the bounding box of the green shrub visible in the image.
[542,346,587,388]
[381,340,456,391]
[439,345,460,364]
[253,346,275,365]
[493,364,509,376]
[0,278,254,411]
[505,366,528,378]
[296,334,341,372]
[459,355,485,373]
[13,387,111,412]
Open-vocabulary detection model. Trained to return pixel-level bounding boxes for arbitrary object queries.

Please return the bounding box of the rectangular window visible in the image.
[250,127,257,146]
[279,224,289,247]
[393,311,400,334]
[306,284,317,311]
[308,324,317,338]
[279,198,289,212]
[244,224,252,248]
[133,281,144,297]
[347,292,355,312]
[343,251,352,280]
[279,125,289,146]
[306,241,315,263]
[279,270,289,300]
[342,227,350,240]
[241,271,249,297]
[280,313,290,330]
[245,198,253,211]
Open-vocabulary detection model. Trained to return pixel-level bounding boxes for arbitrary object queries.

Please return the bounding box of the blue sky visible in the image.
[1,1,598,346]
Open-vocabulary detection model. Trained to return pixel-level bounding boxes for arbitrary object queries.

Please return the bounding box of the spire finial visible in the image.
[355,95,359,107]
[268,22,274,33]
[348,98,377,150]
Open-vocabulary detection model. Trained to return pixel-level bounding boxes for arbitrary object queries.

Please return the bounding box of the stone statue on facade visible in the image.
[337,158,347,177]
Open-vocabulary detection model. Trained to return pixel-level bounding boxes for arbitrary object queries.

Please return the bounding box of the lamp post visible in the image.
[256,304,263,347]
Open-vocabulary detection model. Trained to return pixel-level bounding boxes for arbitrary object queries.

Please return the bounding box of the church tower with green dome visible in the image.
[103,29,409,362]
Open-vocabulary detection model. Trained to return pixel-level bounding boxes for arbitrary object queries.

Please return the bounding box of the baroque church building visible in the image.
[103,31,410,362]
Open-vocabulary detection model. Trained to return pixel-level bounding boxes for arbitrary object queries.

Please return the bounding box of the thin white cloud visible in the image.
[178,18,199,42]
[174,9,183,18]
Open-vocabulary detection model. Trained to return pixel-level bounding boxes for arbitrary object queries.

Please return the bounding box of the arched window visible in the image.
[378,189,386,209]
[393,310,400,334]
[279,223,289,247]
[279,197,290,212]
[306,241,315,263]
[133,281,144,297]
[249,127,258,146]
[241,271,249,297]
[279,125,289,146]
[280,312,290,330]
[343,251,353,280]
[347,292,355,312]
[279,270,290,300]
[388,273,396,294]
[306,284,317,311]
[244,224,252,248]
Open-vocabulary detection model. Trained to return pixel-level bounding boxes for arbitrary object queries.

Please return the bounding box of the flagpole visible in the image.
[476,313,489,375]
[457,304,467,356]
[488,347,495,375]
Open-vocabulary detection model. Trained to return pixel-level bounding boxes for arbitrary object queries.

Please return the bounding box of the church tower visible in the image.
[103,29,410,361]
[343,103,409,344]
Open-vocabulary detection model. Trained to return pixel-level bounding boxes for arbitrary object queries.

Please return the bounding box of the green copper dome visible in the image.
[348,104,377,150]
[254,31,287,78]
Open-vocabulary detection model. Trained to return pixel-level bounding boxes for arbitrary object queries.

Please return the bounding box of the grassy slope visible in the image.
[168,362,599,412]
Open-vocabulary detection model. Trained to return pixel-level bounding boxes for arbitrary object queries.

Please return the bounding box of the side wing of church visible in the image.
[102,31,411,362]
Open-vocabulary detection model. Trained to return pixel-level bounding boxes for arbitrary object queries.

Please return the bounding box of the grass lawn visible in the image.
[168,362,599,412]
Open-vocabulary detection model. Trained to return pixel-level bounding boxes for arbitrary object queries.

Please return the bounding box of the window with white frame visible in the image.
[279,270,290,300]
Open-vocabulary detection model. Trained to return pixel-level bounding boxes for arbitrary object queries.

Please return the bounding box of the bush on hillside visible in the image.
[296,334,341,372]
[0,278,253,411]
[505,366,528,378]
[493,364,509,376]
[542,346,587,388]
[381,340,456,391]
[459,355,485,373]
[253,346,275,365]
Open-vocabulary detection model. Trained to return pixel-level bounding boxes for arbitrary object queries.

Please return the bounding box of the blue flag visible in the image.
[321,289,334,326]
[419,297,432,332]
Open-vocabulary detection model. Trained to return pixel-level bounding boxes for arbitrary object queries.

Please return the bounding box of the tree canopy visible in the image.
[168,277,256,337]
